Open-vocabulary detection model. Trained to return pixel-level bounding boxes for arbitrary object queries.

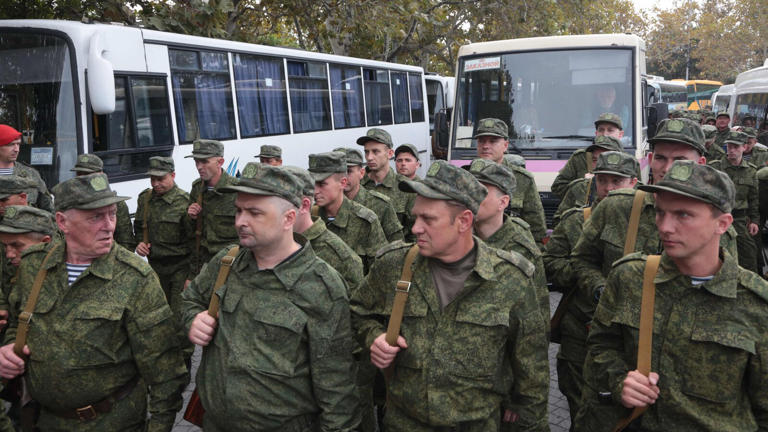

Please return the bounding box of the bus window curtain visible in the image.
[195,74,234,140]
[288,61,330,133]
[233,55,289,136]
[171,74,187,142]
[365,82,392,126]
[409,73,425,122]
[330,66,364,129]
[391,72,410,124]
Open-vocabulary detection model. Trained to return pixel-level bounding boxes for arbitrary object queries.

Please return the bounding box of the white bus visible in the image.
[0,20,430,211]
[442,34,648,223]
[648,79,687,112]
[711,83,734,115]
[729,60,768,129]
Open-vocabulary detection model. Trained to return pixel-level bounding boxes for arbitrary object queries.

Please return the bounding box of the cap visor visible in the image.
[74,195,130,210]
[356,137,374,146]
[0,225,32,234]
[648,137,700,151]
[184,153,218,159]
[70,167,99,173]
[592,170,631,178]
[637,184,707,204]
[472,132,506,139]
[219,185,280,197]
[399,179,452,200]
[146,169,171,176]
[309,171,336,182]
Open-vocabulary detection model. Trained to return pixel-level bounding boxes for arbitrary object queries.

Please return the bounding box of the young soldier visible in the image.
[309,152,386,273]
[183,163,360,431]
[709,131,760,271]
[134,156,192,362]
[394,143,421,180]
[0,173,186,431]
[256,144,282,166]
[336,147,404,242]
[742,127,768,167]
[576,161,768,431]
[351,160,549,431]
[71,154,137,252]
[185,139,239,280]
[713,111,731,148]
[0,176,35,216]
[551,113,624,198]
[701,124,725,161]
[543,151,639,428]
[0,124,53,213]
[474,118,548,243]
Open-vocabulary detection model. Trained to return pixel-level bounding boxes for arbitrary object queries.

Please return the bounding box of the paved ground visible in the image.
[172,292,572,431]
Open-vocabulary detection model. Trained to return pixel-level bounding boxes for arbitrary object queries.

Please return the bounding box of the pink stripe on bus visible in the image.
[449,158,567,171]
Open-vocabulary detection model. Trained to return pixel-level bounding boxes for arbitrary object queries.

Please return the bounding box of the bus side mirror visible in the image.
[432,110,450,160]
[88,34,115,115]
[647,103,668,139]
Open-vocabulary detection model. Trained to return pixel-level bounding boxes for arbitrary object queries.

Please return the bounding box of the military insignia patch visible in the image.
[427,163,440,177]
[79,155,89,163]
[606,153,621,164]
[470,159,485,171]
[242,163,260,178]
[90,176,108,191]
[4,207,16,219]
[667,120,684,132]
[483,119,495,128]
[669,163,692,181]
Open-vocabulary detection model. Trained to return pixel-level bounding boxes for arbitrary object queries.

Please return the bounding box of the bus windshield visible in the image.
[0,31,78,186]
[452,48,634,152]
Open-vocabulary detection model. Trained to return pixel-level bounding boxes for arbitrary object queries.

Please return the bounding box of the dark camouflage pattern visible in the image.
[0,205,55,235]
[9,162,53,213]
[115,200,137,252]
[350,239,549,430]
[592,151,639,178]
[469,158,517,196]
[395,143,419,160]
[649,118,706,155]
[182,239,360,431]
[639,160,735,213]
[552,178,595,227]
[503,154,526,167]
[51,173,129,212]
[702,124,718,139]
[146,156,174,176]
[723,130,748,146]
[256,144,282,158]
[302,217,363,290]
[501,161,548,243]
[399,160,488,214]
[743,127,758,139]
[594,112,623,129]
[356,128,393,147]
[318,197,386,273]
[334,147,365,166]
[308,151,348,182]
[587,135,623,153]
[6,239,186,432]
[361,168,415,239]
[472,117,509,139]
[222,162,303,208]
[185,139,224,159]
[746,145,768,168]
[0,174,37,199]
[552,148,594,199]
[352,187,404,242]
[577,251,768,432]
[70,153,104,173]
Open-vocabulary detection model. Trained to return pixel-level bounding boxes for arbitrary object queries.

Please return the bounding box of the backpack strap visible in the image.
[385,245,419,346]
[623,191,647,256]
[207,246,240,318]
[586,151,593,173]
[611,254,661,432]
[584,206,592,221]
[311,205,319,219]
[141,192,151,244]
[14,243,59,357]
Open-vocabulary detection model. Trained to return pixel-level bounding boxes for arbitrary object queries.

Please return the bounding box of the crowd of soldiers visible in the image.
[0,102,765,432]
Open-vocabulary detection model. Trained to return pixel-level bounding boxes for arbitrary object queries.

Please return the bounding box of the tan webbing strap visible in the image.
[586,151,593,173]
[206,246,240,318]
[311,205,319,219]
[385,245,420,346]
[584,176,594,205]
[583,207,592,221]
[141,192,151,244]
[14,244,59,357]
[623,191,647,256]
[611,254,661,432]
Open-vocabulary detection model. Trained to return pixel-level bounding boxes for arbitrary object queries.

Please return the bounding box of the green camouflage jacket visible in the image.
[552,178,595,228]
[182,240,360,432]
[708,158,759,222]
[115,199,137,252]
[350,239,549,430]
[134,185,191,261]
[544,207,586,292]
[352,186,404,242]
[576,251,768,432]
[12,162,53,213]
[571,188,739,301]
[704,142,725,162]
[318,196,386,273]
[187,170,239,275]
[551,149,591,199]
[5,239,186,432]
[501,161,547,244]
[361,168,415,235]
[713,128,730,148]
[746,146,768,168]
[303,217,364,291]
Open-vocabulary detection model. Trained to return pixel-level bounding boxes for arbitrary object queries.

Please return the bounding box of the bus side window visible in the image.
[408,72,425,123]
[233,53,290,137]
[391,71,410,124]
[287,60,331,133]
[329,64,365,129]
[364,68,393,126]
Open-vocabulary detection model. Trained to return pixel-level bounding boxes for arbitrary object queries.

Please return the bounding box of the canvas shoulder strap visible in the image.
[623,191,647,256]
[583,176,594,205]
[586,151,593,173]
[141,192,151,244]
[14,244,59,357]
[385,245,419,346]
[611,254,661,432]
[311,205,319,219]
[206,246,240,318]
[583,206,592,221]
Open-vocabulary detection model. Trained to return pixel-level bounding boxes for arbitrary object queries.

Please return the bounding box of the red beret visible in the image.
[0,125,21,147]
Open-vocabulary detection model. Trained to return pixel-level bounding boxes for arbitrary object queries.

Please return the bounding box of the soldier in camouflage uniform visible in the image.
[576,161,768,432]
[742,127,768,167]
[183,163,360,432]
[702,124,725,161]
[185,139,239,279]
[0,175,36,216]
[0,125,53,213]
[572,118,740,313]
[709,131,760,272]
[713,112,731,148]
[357,128,416,237]
[552,113,625,199]
[551,135,625,227]
[256,144,282,166]
[468,158,549,327]
[543,152,638,429]
[503,153,526,168]
[0,173,186,432]
[336,147,404,242]
[351,160,549,432]
[394,143,421,180]
[71,154,137,252]
[474,118,548,243]
[309,152,386,273]
[133,157,193,361]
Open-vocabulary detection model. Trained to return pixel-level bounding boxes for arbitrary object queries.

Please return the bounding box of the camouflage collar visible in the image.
[473,238,499,281]
[153,184,182,204]
[363,167,397,189]
[52,237,118,280]
[654,250,739,298]
[323,197,352,229]
[234,234,314,289]
[302,217,327,241]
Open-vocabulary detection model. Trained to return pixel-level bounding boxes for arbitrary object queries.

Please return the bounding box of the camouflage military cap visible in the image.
[473,118,509,139]
[758,166,768,181]
[0,175,36,199]
[282,166,314,197]
[399,160,487,214]
[587,135,623,152]
[592,151,638,178]
[0,205,55,236]
[503,154,526,167]
[669,109,685,119]
[716,111,730,119]
[395,143,419,160]
[308,151,347,181]
[70,153,103,173]
[356,128,393,147]
[52,173,129,212]
[742,114,757,122]
[185,139,224,159]
[334,147,365,166]
[146,156,174,176]
[648,118,706,155]
[219,162,302,208]
[704,115,716,124]
[468,158,517,196]
[639,160,734,213]
[256,144,282,159]
[743,127,758,139]
[702,124,718,140]
[594,112,623,130]
[723,130,748,146]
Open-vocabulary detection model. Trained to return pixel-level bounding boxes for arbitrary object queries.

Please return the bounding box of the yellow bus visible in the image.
[671,79,723,110]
